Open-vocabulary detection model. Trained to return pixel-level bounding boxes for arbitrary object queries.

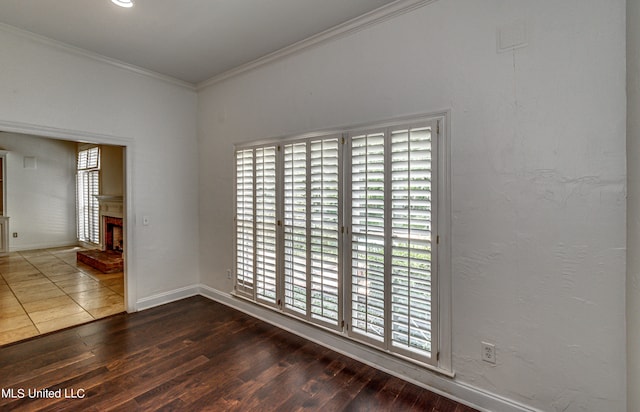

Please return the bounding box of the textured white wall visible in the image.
[0,132,77,250]
[198,0,627,410]
[627,0,640,410]
[0,26,199,306]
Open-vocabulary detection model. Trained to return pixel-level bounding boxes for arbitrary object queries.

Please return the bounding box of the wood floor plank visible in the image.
[0,296,479,411]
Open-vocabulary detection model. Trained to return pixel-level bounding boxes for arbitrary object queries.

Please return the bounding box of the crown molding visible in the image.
[197,0,437,90]
[0,23,196,91]
[0,118,134,146]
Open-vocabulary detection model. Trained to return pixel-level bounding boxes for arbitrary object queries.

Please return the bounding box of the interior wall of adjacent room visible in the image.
[0,25,200,305]
[0,131,77,250]
[197,0,626,410]
[627,0,640,410]
[101,145,123,196]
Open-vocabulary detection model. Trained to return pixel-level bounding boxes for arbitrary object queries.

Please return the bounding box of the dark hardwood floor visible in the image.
[0,296,478,411]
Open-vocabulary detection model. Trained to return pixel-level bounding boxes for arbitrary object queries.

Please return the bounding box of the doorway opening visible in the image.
[0,129,130,346]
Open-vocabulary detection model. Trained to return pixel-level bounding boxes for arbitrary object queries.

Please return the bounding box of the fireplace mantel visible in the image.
[96,195,123,219]
[96,195,123,251]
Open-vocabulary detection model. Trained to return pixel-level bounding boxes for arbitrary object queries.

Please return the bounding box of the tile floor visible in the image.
[0,246,124,346]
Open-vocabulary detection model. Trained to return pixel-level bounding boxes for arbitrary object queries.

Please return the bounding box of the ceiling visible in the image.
[0,0,397,85]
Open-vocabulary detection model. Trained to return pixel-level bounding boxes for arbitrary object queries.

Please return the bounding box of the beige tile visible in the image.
[39,264,80,277]
[99,277,124,287]
[0,294,15,305]
[0,256,29,266]
[0,314,35,333]
[21,295,77,313]
[92,271,124,280]
[0,260,32,268]
[0,324,40,345]
[1,269,43,282]
[47,271,92,283]
[57,279,101,294]
[108,284,125,296]
[0,302,27,319]
[19,249,52,258]
[87,304,125,319]
[12,287,66,304]
[53,252,80,265]
[10,281,58,295]
[0,247,126,346]
[28,302,88,324]
[48,246,84,254]
[35,311,94,334]
[5,277,54,289]
[0,265,39,276]
[0,293,16,304]
[77,267,107,278]
[0,293,21,305]
[68,287,118,303]
[27,255,61,265]
[75,293,123,311]
[0,252,25,259]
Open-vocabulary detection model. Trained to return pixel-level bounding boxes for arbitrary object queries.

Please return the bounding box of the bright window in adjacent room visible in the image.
[234,114,449,369]
[77,146,100,244]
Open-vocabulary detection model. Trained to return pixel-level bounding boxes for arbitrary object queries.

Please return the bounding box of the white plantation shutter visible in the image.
[234,115,446,368]
[236,149,254,293]
[284,142,308,315]
[255,147,278,304]
[350,132,386,342]
[309,138,341,326]
[78,150,88,170]
[87,147,99,169]
[88,171,100,244]
[77,147,100,244]
[390,126,436,359]
[346,122,438,364]
[77,146,99,170]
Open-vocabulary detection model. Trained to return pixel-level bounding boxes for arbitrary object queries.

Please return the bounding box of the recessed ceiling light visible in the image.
[111,0,133,8]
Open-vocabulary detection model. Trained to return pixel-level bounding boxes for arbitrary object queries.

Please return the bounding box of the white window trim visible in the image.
[233,111,452,373]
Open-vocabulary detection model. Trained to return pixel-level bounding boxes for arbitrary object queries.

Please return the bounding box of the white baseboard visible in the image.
[135,285,200,311]
[132,283,539,412]
[10,240,79,252]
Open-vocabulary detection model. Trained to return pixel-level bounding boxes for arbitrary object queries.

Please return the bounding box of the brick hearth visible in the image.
[77,250,123,274]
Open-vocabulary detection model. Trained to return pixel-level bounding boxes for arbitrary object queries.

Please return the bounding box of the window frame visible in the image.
[233,112,451,372]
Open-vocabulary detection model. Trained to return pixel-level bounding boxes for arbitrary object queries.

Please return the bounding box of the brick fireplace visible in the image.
[104,216,124,253]
[77,196,124,274]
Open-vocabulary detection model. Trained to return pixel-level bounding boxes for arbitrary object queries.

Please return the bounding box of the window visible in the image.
[282,137,342,329]
[346,124,438,364]
[235,115,448,368]
[77,146,100,244]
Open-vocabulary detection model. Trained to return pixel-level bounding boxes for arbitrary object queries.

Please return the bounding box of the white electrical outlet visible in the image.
[482,342,496,364]
[227,269,232,279]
